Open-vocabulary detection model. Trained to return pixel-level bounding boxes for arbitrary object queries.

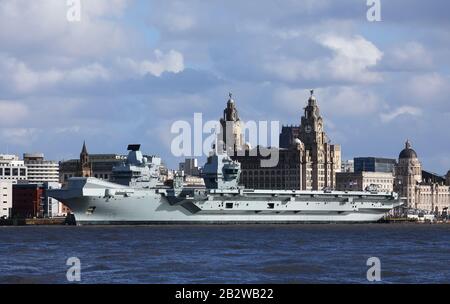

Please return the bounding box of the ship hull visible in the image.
[50,178,401,225]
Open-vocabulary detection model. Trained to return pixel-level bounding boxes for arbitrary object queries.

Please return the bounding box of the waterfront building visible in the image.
[336,171,394,192]
[59,142,126,184]
[279,125,301,149]
[78,141,93,177]
[218,93,244,153]
[12,183,45,218]
[229,90,340,190]
[184,175,205,187]
[341,160,354,173]
[394,140,450,214]
[60,142,167,186]
[233,143,305,190]
[23,153,59,183]
[0,181,12,219]
[297,90,341,189]
[354,157,396,173]
[43,182,65,218]
[0,154,27,183]
[179,158,201,177]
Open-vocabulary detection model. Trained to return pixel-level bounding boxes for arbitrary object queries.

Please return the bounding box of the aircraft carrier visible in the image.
[49,145,402,225]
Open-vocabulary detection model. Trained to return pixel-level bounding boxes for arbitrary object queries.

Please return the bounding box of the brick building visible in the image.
[12,184,44,218]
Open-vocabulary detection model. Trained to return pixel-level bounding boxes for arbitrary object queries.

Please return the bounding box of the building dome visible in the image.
[399,140,418,159]
[308,89,316,103]
[227,92,235,104]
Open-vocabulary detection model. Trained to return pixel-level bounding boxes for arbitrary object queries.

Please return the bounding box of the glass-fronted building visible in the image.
[354,157,397,173]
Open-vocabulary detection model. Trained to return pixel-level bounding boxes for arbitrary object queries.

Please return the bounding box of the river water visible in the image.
[0,224,449,284]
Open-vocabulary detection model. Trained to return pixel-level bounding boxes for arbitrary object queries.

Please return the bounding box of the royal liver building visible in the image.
[295,90,341,190]
[221,90,341,191]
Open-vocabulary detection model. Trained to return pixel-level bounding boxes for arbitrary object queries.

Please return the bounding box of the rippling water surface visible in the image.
[0,224,449,284]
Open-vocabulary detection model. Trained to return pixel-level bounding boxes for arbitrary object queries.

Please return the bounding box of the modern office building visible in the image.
[179,158,201,177]
[354,157,396,173]
[43,182,65,218]
[0,154,27,182]
[23,153,59,183]
[0,181,12,219]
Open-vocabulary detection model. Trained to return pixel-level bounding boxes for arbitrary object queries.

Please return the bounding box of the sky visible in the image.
[0,0,449,174]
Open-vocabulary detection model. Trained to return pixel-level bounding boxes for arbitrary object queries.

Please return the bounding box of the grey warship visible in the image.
[49,145,402,225]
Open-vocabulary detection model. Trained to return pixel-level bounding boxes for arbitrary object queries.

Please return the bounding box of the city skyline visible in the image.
[0,0,449,173]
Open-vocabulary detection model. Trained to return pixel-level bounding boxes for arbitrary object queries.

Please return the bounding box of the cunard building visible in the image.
[221,90,341,190]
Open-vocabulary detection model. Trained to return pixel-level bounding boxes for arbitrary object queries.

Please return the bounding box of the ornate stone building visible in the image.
[223,90,340,190]
[394,140,450,214]
[59,142,124,183]
[298,90,341,189]
[279,90,341,190]
[336,171,394,192]
[219,93,244,154]
[77,141,93,178]
[234,143,306,190]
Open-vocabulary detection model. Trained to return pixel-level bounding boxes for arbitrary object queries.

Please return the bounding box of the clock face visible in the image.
[305,125,312,133]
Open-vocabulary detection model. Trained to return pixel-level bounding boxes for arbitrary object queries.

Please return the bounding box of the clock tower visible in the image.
[297,90,341,190]
[300,90,327,147]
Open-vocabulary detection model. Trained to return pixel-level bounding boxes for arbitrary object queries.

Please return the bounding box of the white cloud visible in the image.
[117,50,184,77]
[264,58,323,82]
[263,35,383,84]
[0,0,131,58]
[164,13,196,32]
[0,54,112,93]
[321,86,382,116]
[380,106,422,123]
[318,35,383,83]
[385,42,433,70]
[275,86,382,117]
[82,0,130,17]
[65,63,110,84]
[406,73,448,103]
